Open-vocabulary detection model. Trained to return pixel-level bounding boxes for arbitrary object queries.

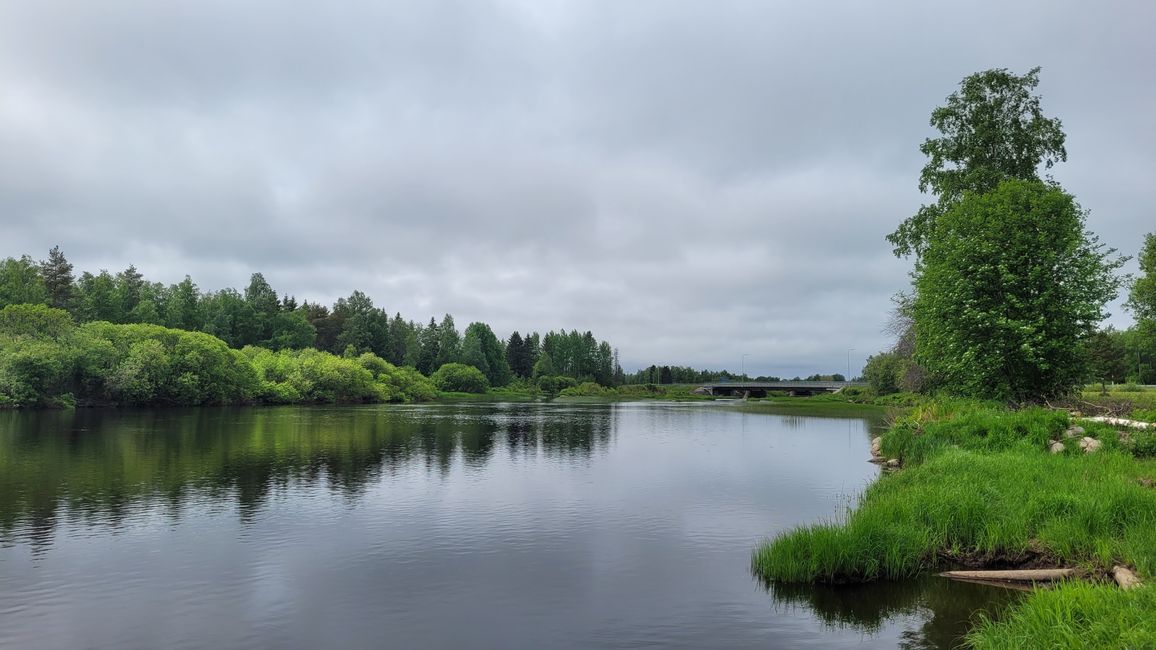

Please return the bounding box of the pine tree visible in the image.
[40,245,74,309]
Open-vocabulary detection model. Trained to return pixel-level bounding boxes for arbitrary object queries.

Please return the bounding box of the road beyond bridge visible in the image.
[695,381,866,398]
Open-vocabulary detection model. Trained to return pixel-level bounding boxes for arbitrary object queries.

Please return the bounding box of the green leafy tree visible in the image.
[165,276,202,331]
[200,288,259,347]
[431,362,489,393]
[333,291,389,357]
[889,67,1067,259]
[1085,329,1127,393]
[863,352,904,395]
[912,180,1125,401]
[244,272,281,342]
[531,351,555,379]
[462,322,511,387]
[1127,233,1156,321]
[0,256,48,308]
[0,304,75,340]
[39,246,74,309]
[74,271,123,323]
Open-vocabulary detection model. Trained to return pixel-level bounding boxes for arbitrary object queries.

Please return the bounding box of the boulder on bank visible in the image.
[1112,565,1142,590]
[1064,425,1085,439]
[1048,440,1065,454]
[1079,437,1102,454]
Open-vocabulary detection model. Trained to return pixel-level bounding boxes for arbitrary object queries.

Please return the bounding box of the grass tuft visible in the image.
[967,582,1156,649]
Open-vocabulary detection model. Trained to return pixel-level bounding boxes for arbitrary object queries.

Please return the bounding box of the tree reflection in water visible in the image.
[766,576,1023,649]
[0,404,614,550]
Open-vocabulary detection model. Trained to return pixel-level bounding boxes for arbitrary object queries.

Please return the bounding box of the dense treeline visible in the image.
[0,304,437,407]
[622,365,845,385]
[0,248,624,406]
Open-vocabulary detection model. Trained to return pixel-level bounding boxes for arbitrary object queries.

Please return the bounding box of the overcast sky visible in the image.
[1,0,1153,377]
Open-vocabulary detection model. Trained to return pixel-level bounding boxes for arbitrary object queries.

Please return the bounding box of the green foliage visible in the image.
[0,303,75,340]
[0,250,621,402]
[505,331,534,378]
[535,374,577,395]
[245,347,384,403]
[1085,329,1128,390]
[0,256,48,309]
[73,270,121,323]
[531,351,556,378]
[83,322,260,406]
[1128,232,1156,321]
[462,322,512,387]
[39,246,74,310]
[431,362,489,394]
[862,352,904,395]
[559,381,612,397]
[889,67,1066,259]
[968,582,1156,649]
[0,339,75,407]
[913,180,1125,401]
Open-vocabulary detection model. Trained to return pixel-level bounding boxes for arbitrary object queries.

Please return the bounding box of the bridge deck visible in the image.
[696,381,866,397]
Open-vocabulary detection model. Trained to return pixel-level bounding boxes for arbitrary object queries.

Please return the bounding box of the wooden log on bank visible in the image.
[1112,565,1143,590]
[939,568,1076,583]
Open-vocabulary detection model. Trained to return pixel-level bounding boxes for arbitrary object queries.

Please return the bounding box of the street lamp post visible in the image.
[741,354,749,380]
[847,348,855,383]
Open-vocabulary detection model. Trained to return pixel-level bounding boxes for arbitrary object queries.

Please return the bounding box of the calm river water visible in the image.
[0,402,1014,649]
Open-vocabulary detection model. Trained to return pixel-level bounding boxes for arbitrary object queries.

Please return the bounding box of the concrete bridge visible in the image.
[695,381,866,398]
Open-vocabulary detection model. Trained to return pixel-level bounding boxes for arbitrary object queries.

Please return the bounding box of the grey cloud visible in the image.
[1,0,1153,378]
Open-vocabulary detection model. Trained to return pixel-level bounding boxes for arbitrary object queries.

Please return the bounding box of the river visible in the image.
[0,402,1014,649]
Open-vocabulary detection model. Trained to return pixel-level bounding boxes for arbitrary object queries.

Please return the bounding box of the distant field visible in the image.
[1079,385,1156,421]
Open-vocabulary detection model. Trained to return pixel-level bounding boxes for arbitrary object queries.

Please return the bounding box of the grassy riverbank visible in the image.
[753,400,1156,647]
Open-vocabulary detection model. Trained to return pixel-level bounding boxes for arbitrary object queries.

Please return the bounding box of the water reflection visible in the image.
[0,404,613,548]
[768,577,1022,649]
[0,402,1008,650]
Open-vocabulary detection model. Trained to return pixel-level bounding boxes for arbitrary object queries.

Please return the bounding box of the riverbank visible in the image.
[752,399,1156,647]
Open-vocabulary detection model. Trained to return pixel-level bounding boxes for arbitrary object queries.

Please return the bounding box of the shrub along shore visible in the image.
[752,399,1156,648]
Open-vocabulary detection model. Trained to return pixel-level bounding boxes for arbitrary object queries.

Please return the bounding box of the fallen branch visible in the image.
[1081,416,1153,430]
[939,568,1076,583]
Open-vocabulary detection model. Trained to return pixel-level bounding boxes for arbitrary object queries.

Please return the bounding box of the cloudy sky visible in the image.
[1,0,1153,377]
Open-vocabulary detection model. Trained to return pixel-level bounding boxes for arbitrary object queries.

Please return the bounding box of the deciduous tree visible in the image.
[889,67,1066,259]
[912,180,1124,400]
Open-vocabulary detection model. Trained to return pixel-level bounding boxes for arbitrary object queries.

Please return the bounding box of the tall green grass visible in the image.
[880,402,1068,465]
[967,582,1156,649]
[753,449,1156,583]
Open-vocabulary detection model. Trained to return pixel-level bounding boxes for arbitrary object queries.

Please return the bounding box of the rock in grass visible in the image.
[1049,440,1065,454]
[1112,565,1142,590]
[870,436,883,457]
[1079,437,1102,453]
[885,458,901,468]
[1064,425,1085,439]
